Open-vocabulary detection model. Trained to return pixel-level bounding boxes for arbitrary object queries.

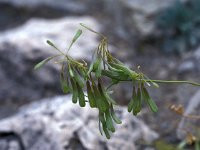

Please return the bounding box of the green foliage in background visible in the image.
[157,0,200,54]
[34,23,200,139]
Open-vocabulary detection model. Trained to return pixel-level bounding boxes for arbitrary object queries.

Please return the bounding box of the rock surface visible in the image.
[177,90,200,140]
[103,0,187,38]
[0,95,158,150]
[0,0,95,13]
[0,17,99,118]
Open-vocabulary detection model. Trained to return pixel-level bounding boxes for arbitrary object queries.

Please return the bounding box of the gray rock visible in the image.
[0,95,159,150]
[177,90,200,140]
[0,0,95,13]
[103,0,187,38]
[0,17,99,118]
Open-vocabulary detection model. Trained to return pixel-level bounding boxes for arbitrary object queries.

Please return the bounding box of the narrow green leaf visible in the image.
[110,105,122,124]
[34,55,59,70]
[109,63,138,80]
[46,40,60,50]
[68,29,82,51]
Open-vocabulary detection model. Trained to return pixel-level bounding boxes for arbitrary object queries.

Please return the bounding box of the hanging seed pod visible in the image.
[69,64,74,78]
[99,112,110,139]
[135,87,142,114]
[60,63,71,93]
[98,78,116,105]
[110,105,122,124]
[142,86,158,113]
[77,82,86,107]
[74,69,84,88]
[86,80,96,108]
[93,55,101,72]
[128,87,136,113]
[92,82,107,112]
[105,109,115,132]
[70,78,78,104]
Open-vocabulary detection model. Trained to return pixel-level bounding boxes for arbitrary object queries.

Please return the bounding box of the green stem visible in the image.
[141,79,200,86]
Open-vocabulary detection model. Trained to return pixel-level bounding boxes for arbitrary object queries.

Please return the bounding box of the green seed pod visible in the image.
[128,87,136,113]
[102,122,110,139]
[77,83,86,107]
[105,109,115,133]
[70,78,78,104]
[99,112,111,139]
[74,69,84,88]
[93,56,101,72]
[86,80,96,108]
[92,82,107,112]
[69,65,74,78]
[142,86,158,113]
[110,105,122,124]
[132,87,142,116]
[98,78,116,105]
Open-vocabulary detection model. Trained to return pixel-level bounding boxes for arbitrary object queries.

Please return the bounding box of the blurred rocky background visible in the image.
[0,0,200,149]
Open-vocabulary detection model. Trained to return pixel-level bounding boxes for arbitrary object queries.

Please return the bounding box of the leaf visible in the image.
[86,80,96,108]
[109,63,138,80]
[110,105,122,124]
[34,55,58,70]
[46,40,60,50]
[68,29,82,51]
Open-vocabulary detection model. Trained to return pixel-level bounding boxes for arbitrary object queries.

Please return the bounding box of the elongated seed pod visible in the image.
[74,69,84,88]
[98,78,116,105]
[110,105,122,124]
[105,109,115,132]
[142,86,158,113]
[86,80,96,108]
[70,78,78,104]
[93,56,101,72]
[77,83,86,107]
[128,87,136,112]
[99,112,110,139]
[92,82,107,112]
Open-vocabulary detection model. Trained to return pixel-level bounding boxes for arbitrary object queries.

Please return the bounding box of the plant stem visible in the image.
[141,79,200,86]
